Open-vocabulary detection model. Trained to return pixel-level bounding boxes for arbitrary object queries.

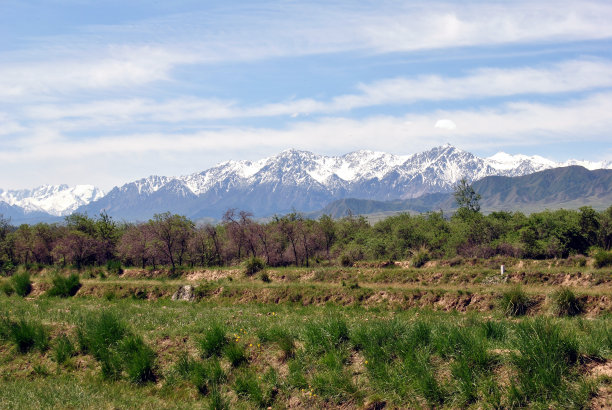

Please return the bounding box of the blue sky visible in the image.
[1,0,611,190]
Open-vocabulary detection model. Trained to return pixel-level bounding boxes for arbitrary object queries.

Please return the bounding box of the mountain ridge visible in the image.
[315,166,612,218]
[1,145,611,223]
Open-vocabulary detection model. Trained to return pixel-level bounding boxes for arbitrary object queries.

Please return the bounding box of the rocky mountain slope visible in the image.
[1,145,610,223]
[316,166,612,218]
[78,145,612,220]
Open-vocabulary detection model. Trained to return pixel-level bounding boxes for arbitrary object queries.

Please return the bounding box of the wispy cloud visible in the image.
[0,46,197,100]
[20,59,612,126]
[4,92,612,163]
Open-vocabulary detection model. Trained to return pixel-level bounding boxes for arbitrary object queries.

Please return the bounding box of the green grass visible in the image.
[500,285,531,316]
[550,287,583,317]
[9,318,49,353]
[53,333,75,365]
[11,273,32,297]
[198,323,228,358]
[0,267,610,409]
[47,273,81,297]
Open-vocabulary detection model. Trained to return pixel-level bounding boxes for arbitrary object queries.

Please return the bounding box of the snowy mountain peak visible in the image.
[0,184,105,216]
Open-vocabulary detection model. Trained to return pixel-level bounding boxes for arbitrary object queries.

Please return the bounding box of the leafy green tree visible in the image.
[453,178,481,217]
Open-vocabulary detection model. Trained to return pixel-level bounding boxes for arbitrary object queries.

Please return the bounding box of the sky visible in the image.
[1,0,611,191]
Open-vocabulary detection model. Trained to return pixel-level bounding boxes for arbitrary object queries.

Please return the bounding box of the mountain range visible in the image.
[317,166,612,218]
[0,145,610,223]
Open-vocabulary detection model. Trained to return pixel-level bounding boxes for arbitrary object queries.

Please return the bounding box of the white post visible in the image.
[500,265,505,276]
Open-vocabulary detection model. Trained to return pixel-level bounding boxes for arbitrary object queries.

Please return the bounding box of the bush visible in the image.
[260,271,271,283]
[501,286,531,316]
[53,334,75,364]
[47,273,81,297]
[412,248,431,268]
[244,257,265,276]
[10,318,49,353]
[550,287,583,317]
[11,272,32,297]
[106,260,124,275]
[593,250,612,268]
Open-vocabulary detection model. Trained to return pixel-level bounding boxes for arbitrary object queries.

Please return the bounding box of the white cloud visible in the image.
[2,1,612,102]
[0,46,197,100]
[435,119,457,130]
[4,92,612,162]
[19,58,612,126]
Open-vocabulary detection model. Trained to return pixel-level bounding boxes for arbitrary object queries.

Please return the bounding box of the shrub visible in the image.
[550,287,583,317]
[53,334,75,364]
[244,256,265,276]
[412,248,430,268]
[260,271,271,283]
[106,259,123,275]
[199,323,228,358]
[11,318,49,353]
[47,273,81,297]
[11,273,32,297]
[501,285,531,316]
[593,250,612,268]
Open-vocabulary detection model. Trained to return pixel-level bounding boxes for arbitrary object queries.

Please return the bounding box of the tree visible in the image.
[453,178,481,217]
[148,213,194,271]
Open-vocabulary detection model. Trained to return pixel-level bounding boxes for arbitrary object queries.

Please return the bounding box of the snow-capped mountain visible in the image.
[78,144,612,221]
[0,184,105,216]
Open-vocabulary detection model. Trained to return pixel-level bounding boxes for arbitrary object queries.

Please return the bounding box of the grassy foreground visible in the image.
[0,262,611,409]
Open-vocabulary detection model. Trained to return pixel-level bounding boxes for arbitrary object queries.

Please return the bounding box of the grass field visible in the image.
[0,259,611,409]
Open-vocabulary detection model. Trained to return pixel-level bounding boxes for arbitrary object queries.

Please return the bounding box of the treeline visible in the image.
[0,205,612,273]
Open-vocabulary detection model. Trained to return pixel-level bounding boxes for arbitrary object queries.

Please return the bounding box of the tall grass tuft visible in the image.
[223,342,248,367]
[480,320,507,341]
[550,287,583,317]
[10,318,49,353]
[199,323,228,358]
[11,272,32,297]
[501,285,530,316]
[52,333,75,364]
[509,318,579,406]
[47,273,81,297]
[76,310,157,383]
[0,280,14,296]
[119,334,157,383]
[304,317,349,353]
